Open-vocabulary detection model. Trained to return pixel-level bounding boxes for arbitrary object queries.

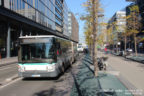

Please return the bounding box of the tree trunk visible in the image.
[116,44,118,54]
[92,0,98,77]
[94,41,98,76]
[113,44,115,52]
[134,34,137,56]
[90,44,92,56]
[89,44,91,54]
[124,35,127,54]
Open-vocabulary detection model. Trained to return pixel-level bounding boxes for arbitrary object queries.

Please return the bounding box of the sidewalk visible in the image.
[70,54,133,96]
[110,51,144,64]
[126,55,144,63]
[0,57,18,67]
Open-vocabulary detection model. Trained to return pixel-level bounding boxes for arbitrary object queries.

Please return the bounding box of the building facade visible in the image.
[107,11,126,48]
[137,0,144,30]
[126,0,144,29]
[126,3,144,53]
[0,0,71,58]
[68,12,79,42]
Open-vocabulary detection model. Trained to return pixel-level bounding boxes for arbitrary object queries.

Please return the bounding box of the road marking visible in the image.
[0,78,21,90]
[99,71,120,76]
[0,66,17,71]
[5,74,18,82]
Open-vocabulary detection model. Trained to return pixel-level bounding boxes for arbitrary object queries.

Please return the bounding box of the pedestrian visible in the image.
[0,52,1,59]
[84,48,88,54]
[104,47,107,54]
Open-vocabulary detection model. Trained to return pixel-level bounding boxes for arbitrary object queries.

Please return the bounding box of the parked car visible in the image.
[126,48,133,56]
[77,45,84,52]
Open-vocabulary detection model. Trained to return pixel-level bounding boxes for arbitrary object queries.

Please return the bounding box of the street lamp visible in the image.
[117,42,121,45]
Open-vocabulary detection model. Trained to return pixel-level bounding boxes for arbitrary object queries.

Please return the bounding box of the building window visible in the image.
[0,0,1,6]
[56,0,62,8]
[56,18,62,26]
[56,11,62,20]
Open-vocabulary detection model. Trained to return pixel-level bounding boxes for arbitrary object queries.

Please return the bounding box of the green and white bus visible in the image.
[18,35,78,77]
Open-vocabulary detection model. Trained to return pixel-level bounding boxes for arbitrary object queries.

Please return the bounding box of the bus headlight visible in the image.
[47,65,55,72]
[18,65,25,72]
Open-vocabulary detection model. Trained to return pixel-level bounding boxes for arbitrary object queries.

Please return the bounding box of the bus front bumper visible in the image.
[18,71,59,78]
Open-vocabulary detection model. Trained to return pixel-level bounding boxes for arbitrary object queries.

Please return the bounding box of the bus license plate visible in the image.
[31,74,40,77]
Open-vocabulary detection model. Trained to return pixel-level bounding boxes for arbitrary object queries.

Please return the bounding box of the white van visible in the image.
[77,44,84,52]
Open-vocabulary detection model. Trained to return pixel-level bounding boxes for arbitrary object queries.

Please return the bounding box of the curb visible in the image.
[112,53,144,64]
[108,65,143,96]
[125,57,144,64]
[108,65,134,95]
[117,74,143,96]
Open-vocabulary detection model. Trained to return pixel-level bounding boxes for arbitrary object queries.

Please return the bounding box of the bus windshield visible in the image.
[19,43,55,63]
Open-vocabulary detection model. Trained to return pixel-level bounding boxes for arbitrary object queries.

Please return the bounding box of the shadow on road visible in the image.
[22,77,60,81]
[31,56,83,96]
[33,87,69,96]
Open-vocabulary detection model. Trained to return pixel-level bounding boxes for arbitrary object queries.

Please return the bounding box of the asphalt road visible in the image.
[0,54,83,96]
[0,64,18,84]
[107,54,144,96]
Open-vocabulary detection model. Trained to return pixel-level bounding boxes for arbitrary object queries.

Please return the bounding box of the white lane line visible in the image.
[5,74,18,82]
[99,71,120,76]
[0,78,21,90]
[0,66,17,71]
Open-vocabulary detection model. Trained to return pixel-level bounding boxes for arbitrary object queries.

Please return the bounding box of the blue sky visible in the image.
[65,0,131,43]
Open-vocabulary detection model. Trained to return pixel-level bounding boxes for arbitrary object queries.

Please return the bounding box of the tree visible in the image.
[97,20,107,47]
[121,16,132,55]
[121,24,128,54]
[84,21,93,54]
[107,25,114,47]
[81,0,101,77]
[106,21,119,52]
[127,5,142,56]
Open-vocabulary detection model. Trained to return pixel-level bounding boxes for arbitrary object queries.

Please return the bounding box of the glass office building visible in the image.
[63,1,69,36]
[55,0,63,32]
[68,12,79,42]
[0,0,69,58]
[4,0,56,30]
[137,0,144,28]
[55,0,68,34]
[3,0,69,34]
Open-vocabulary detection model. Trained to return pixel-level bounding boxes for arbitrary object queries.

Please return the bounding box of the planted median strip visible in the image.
[70,54,133,96]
